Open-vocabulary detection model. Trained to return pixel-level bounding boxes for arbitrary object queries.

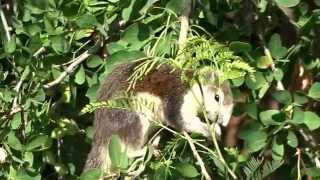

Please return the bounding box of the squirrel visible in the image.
[83,61,234,174]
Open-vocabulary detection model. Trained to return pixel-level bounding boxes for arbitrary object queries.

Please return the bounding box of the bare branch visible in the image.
[33,47,46,57]
[44,50,91,88]
[183,131,212,180]
[0,3,10,41]
[178,0,191,52]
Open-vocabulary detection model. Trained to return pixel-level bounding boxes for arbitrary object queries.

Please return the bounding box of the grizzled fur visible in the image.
[83,62,234,172]
[84,62,190,171]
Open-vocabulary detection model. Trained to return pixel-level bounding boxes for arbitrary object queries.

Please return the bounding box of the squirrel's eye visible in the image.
[214,94,220,102]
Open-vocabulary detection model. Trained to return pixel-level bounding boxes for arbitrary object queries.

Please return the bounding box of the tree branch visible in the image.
[178,0,191,52]
[183,131,212,180]
[0,2,11,41]
[44,50,91,88]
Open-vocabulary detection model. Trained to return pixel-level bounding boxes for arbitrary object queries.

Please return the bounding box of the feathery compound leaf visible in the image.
[175,36,255,84]
[243,157,263,180]
[262,160,283,178]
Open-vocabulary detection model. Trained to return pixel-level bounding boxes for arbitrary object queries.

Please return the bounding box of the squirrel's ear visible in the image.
[198,67,219,85]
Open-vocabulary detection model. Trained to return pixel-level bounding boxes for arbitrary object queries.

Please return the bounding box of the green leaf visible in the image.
[245,72,267,90]
[231,77,244,87]
[104,50,145,76]
[86,84,99,102]
[108,42,126,54]
[4,37,16,53]
[258,0,268,12]
[7,131,22,151]
[9,167,41,180]
[62,2,81,17]
[287,131,298,148]
[87,55,103,68]
[26,24,42,36]
[25,135,52,151]
[76,14,98,28]
[80,168,103,180]
[273,68,284,81]
[306,167,320,177]
[292,107,304,124]
[121,0,146,22]
[245,103,258,120]
[85,126,94,141]
[32,89,46,102]
[268,34,287,59]
[308,82,320,99]
[108,135,129,169]
[11,113,22,130]
[21,66,31,81]
[304,111,320,131]
[293,93,308,105]
[272,90,292,104]
[259,110,282,126]
[44,16,55,35]
[50,35,69,54]
[229,41,252,53]
[175,162,200,178]
[272,137,284,160]
[275,0,300,7]
[166,0,187,15]
[257,56,273,69]
[75,65,86,85]
[258,83,270,98]
[74,29,94,40]
[23,151,34,167]
[121,23,150,50]
[238,122,268,152]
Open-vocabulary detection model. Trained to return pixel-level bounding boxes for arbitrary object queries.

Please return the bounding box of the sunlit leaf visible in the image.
[75,65,86,85]
[108,135,129,169]
[275,0,300,7]
[272,137,284,160]
[4,37,16,54]
[304,111,320,131]
[287,131,298,148]
[308,82,320,99]
[175,162,200,178]
[268,34,287,59]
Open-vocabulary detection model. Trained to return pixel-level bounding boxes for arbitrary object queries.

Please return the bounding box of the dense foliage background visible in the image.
[1,0,320,179]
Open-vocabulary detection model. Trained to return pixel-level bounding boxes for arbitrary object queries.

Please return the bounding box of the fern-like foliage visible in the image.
[261,160,283,179]
[243,158,283,180]
[243,157,263,180]
[124,36,255,91]
[81,92,161,122]
[173,36,255,84]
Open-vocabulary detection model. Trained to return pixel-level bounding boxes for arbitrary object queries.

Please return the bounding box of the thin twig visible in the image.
[202,110,238,179]
[296,148,301,180]
[44,50,91,88]
[0,2,11,41]
[33,47,46,57]
[263,46,285,91]
[183,131,212,180]
[178,0,191,53]
[10,69,24,116]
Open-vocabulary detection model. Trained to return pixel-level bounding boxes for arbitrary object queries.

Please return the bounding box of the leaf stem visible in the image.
[0,3,11,41]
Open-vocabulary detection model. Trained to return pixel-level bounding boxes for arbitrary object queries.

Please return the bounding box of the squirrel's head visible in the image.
[196,69,234,127]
